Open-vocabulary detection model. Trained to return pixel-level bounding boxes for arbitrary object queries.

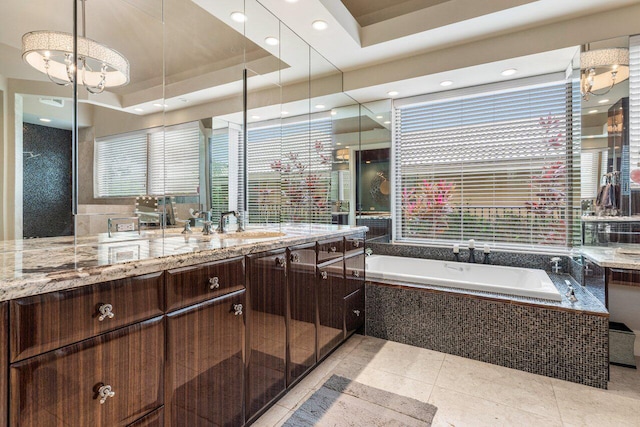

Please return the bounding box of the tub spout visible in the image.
[365,248,373,257]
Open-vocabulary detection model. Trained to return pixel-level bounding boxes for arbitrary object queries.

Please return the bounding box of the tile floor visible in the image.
[254,334,640,427]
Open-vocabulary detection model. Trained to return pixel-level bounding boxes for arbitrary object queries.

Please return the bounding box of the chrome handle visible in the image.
[290,253,300,263]
[352,270,360,278]
[320,271,328,280]
[329,246,337,253]
[275,257,285,267]
[352,240,360,248]
[233,303,243,316]
[98,304,114,321]
[209,276,220,290]
[98,385,115,404]
[353,309,361,317]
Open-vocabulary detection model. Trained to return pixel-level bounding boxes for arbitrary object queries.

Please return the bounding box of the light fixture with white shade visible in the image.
[22,0,129,94]
[580,47,629,101]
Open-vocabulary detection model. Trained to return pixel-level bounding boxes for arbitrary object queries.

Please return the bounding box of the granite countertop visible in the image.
[581,246,640,270]
[0,224,367,302]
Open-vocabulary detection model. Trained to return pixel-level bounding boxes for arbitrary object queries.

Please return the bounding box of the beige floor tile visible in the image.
[344,336,445,384]
[435,354,560,419]
[252,404,290,427]
[552,378,640,426]
[428,385,562,427]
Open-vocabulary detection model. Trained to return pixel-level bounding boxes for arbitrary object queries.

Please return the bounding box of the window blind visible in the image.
[630,35,640,190]
[94,131,148,197]
[148,122,201,195]
[246,118,333,224]
[581,150,608,200]
[210,131,230,218]
[394,78,580,249]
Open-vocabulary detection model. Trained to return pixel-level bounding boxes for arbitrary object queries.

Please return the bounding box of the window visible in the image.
[246,118,333,224]
[94,122,201,197]
[393,76,581,249]
[209,130,230,218]
[581,150,608,200]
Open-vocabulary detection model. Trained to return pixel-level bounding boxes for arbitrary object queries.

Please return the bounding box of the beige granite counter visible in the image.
[0,224,367,302]
[581,245,640,270]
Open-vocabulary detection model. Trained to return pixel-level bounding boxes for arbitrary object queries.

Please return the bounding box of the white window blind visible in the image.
[246,119,333,224]
[630,35,640,189]
[394,78,581,249]
[94,131,148,197]
[581,150,608,200]
[148,122,201,195]
[210,131,230,218]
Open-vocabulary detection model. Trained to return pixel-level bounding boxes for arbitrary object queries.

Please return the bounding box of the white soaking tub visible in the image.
[365,255,562,302]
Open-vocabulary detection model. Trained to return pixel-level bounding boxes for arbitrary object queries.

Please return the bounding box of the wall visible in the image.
[22,123,72,237]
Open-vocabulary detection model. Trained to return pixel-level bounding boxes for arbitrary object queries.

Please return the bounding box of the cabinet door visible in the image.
[0,302,7,427]
[345,253,365,296]
[246,250,287,420]
[166,291,245,427]
[344,287,365,337]
[127,407,163,427]
[317,259,345,360]
[10,317,164,427]
[287,244,316,385]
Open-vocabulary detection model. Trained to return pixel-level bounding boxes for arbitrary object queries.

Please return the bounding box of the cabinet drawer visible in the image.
[317,238,344,263]
[344,287,365,337]
[127,407,163,427]
[608,268,640,288]
[11,317,164,427]
[345,253,365,296]
[345,234,365,257]
[166,257,244,311]
[10,272,164,362]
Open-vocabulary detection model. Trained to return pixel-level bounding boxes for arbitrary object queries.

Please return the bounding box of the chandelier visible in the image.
[22,0,129,94]
[580,47,629,101]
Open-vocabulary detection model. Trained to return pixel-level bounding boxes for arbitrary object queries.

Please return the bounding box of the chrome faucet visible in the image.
[217,211,239,233]
[365,248,373,257]
[467,239,476,263]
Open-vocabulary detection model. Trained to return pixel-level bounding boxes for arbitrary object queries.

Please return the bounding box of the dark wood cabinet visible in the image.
[344,287,365,337]
[287,244,317,385]
[166,290,245,427]
[345,253,365,296]
[246,250,287,420]
[345,233,365,257]
[10,272,164,362]
[10,317,164,427]
[0,302,7,427]
[166,257,245,312]
[128,407,164,427]
[317,259,345,360]
[317,238,344,263]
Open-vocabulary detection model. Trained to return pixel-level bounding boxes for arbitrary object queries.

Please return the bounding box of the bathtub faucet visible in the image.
[467,239,476,263]
[483,244,491,264]
[453,244,460,262]
[365,248,373,257]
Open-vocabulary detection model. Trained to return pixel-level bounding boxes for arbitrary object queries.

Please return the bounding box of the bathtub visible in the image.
[365,255,562,302]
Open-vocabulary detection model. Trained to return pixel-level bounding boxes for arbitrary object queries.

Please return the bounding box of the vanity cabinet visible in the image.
[128,407,164,427]
[0,303,7,427]
[10,317,164,427]
[287,244,317,384]
[317,259,345,360]
[10,272,164,362]
[166,290,245,427]
[246,250,287,420]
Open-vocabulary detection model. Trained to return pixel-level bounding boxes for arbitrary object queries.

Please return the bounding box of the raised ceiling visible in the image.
[340,0,451,27]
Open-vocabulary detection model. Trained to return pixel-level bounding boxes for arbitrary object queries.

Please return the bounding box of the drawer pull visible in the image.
[352,270,360,278]
[290,253,300,263]
[352,240,360,248]
[209,277,220,290]
[233,304,243,316]
[275,257,285,267]
[353,309,361,317]
[97,304,115,321]
[98,385,115,404]
[320,271,328,280]
[329,246,337,253]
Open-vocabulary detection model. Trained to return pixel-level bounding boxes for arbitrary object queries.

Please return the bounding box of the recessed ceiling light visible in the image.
[345,146,350,149]
[39,118,51,123]
[285,0,298,3]
[251,115,260,119]
[265,37,279,46]
[336,143,342,146]
[134,108,144,112]
[153,103,168,108]
[384,121,391,124]
[588,109,599,114]
[387,91,399,96]
[312,20,328,31]
[315,104,325,109]
[230,12,247,22]
[376,115,383,119]
[501,68,517,76]
[598,99,610,104]
[440,80,453,87]
[281,111,289,115]
[331,110,337,116]
[365,160,371,164]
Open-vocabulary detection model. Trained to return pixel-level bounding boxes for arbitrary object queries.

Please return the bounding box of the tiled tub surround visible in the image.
[366,279,609,389]
[0,224,367,301]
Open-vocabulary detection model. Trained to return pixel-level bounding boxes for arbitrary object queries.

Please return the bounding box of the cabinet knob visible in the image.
[320,271,328,280]
[97,304,115,322]
[352,270,360,278]
[98,385,115,404]
[352,240,360,248]
[209,276,220,290]
[290,253,300,263]
[233,304,243,316]
[275,257,285,267]
[353,309,361,317]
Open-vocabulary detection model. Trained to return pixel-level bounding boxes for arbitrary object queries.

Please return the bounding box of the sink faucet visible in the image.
[217,211,238,234]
